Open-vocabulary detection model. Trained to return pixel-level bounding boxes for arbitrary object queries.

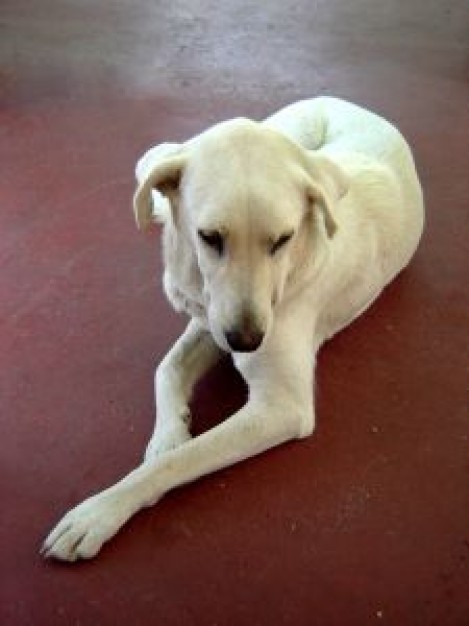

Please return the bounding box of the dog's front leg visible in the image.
[42,332,315,562]
[145,319,223,460]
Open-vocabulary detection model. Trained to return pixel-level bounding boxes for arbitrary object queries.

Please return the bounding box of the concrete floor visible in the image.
[1,1,468,624]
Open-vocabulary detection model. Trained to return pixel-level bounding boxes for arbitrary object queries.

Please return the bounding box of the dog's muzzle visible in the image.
[224,327,264,353]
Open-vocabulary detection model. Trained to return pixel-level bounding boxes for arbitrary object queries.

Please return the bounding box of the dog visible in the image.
[42,97,424,561]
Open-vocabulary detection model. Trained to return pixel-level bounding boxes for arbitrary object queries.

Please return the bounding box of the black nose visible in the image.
[225,328,264,353]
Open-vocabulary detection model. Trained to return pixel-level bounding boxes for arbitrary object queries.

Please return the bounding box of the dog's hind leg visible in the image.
[144,319,223,461]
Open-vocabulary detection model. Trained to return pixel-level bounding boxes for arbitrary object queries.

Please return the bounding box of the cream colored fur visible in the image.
[42,97,424,561]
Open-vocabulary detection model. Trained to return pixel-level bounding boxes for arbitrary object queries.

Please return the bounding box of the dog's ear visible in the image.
[306,154,349,238]
[133,148,187,231]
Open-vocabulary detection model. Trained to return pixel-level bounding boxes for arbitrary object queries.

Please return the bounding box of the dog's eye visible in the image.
[270,231,294,256]
[198,230,224,255]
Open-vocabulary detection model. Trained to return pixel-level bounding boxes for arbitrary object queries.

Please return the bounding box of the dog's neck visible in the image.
[161,224,207,321]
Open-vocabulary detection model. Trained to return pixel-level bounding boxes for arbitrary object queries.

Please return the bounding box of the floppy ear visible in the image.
[306,154,349,238]
[133,149,187,231]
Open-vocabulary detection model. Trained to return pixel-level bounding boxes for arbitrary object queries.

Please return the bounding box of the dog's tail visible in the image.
[263,99,327,151]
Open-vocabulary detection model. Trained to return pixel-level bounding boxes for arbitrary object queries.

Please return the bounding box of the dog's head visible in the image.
[134,119,348,353]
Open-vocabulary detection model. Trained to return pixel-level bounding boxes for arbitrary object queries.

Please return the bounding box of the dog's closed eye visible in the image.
[270,231,294,256]
[198,229,224,256]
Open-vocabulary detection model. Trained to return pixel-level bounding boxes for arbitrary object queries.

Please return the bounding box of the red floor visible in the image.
[2,2,469,624]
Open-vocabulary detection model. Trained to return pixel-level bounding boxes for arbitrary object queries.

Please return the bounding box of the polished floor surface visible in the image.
[2,1,468,624]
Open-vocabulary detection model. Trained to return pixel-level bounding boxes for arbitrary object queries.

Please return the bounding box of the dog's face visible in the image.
[134,119,348,353]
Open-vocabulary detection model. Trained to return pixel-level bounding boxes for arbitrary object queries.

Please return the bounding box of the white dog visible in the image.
[42,97,424,561]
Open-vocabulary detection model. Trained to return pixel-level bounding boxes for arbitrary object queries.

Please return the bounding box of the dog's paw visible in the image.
[41,492,130,562]
[144,423,192,462]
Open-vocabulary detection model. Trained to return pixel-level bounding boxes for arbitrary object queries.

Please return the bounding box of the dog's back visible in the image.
[265,96,404,158]
[265,97,422,208]
[268,97,423,240]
